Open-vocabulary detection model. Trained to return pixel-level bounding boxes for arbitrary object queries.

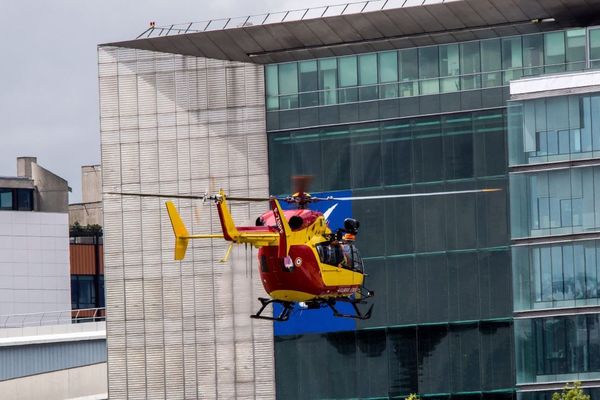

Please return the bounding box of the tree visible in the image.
[405,395,420,400]
[552,381,590,400]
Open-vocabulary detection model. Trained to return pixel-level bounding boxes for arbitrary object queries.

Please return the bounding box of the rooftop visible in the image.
[103,0,600,64]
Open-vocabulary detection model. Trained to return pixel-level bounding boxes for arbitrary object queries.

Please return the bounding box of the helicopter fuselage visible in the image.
[256,209,364,303]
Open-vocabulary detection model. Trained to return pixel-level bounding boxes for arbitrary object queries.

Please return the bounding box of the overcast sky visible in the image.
[0,0,342,202]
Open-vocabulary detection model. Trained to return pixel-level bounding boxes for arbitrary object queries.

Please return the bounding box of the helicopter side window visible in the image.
[316,242,363,272]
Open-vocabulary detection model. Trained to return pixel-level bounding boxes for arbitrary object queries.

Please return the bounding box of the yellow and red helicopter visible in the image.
[113,178,499,322]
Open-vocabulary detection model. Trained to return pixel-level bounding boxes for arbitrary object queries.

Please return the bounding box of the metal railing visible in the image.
[0,308,106,329]
[136,0,418,39]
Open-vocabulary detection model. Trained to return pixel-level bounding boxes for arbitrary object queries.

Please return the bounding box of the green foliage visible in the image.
[405,394,420,400]
[552,381,590,400]
[70,222,103,237]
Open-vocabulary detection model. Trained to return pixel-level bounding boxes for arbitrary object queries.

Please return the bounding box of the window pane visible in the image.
[265,64,279,110]
[338,56,357,87]
[0,189,13,210]
[481,39,502,88]
[522,34,544,76]
[338,56,358,103]
[299,61,318,107]
[502,37,523,83]
[565,28,586,70]
[278,63,298,109]
[544,31,566,73]
[278,63,298,95]
[16,189,33,211]
[419,46,439,95]
[590,28,600,67]
[379,51,398,82]
[460,41,481,90]
[359,54,378,101]
[379,51,398,98]
[319,58,338,105]
[399,48,419,97]
[439,44,459,93]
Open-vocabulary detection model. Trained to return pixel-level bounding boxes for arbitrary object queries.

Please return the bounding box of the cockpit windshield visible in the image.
[316,242,364,273]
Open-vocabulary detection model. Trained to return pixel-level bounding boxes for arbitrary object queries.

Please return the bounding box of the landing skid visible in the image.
[250,294,374,322]
[250,297,295,322]
[326,297,373,320]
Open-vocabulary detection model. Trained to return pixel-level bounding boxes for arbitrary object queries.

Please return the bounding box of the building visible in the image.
[98,1,600,399]
[68,165,105,312]
[69,165,103,227]
[0,319,107,400]
[509,71,600,398]
[0,157,71,317]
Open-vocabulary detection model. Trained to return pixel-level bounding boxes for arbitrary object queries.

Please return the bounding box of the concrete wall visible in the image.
[99,46,273,399]
[69,202,103,226]
[32,163,69,213]
[82,166,102,204]
[0,362,107,400]
[16,157,69,213]
[69,165,103,227]
[0,211,70,315]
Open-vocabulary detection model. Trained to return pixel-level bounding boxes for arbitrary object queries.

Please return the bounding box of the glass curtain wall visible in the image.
[513,240,600,311]
[265,28,600,112]
[515,314,600,384]
[510,166,600,239]
[270,110,513,398]
[508,94,600,166]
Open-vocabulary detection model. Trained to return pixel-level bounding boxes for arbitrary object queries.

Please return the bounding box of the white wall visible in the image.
[0,211,70,317]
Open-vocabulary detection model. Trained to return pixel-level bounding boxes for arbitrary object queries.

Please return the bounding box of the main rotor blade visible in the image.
[313,188,501,201]
[105,192,271,201]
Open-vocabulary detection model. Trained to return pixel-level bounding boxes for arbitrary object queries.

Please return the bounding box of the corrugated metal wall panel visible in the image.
[0,340,107,381]
[99,46,273,399]
[70,244,104,275]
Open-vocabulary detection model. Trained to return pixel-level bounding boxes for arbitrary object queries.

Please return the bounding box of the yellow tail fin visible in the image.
[166,201,189,260]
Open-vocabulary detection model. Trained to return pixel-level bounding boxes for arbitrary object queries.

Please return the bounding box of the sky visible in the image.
[0,0,343,202]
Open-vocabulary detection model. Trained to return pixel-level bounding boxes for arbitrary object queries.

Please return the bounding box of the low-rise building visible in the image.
[0,157,70,317]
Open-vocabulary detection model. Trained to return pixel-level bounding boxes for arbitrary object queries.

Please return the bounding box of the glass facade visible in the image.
[510,165,600,239]
[267,25,600,400]
[276,321,514,399]
[513,241,600,311]
[508,89,600,392]
[266,28,600,112]
[508,94,600,166]
[269,109,513,398]
[266,27,600,131]
[515,314,600,384]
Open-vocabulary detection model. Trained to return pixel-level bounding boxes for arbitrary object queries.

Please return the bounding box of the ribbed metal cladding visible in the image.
[0,340,107,381]
[98,47,274,399]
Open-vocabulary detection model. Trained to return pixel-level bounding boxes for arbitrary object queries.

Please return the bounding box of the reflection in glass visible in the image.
[299,61,318,107]
[277,321,515,399]
[460,41,481,90]
[590,28,600,68]
[513,241,600,311]
[359,54,378,101]
[544,31,566,73]
[508,94,600,166]
[515,315,600,384]
[379,51,398,98]
[319,58,338,105]
[265,64,279,110]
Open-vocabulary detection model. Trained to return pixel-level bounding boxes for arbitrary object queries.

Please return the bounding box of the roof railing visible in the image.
[136,0,426,39]
[0,308,106,329]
